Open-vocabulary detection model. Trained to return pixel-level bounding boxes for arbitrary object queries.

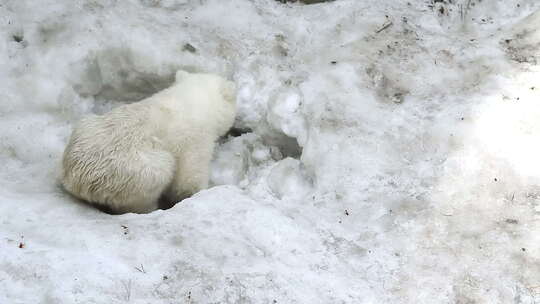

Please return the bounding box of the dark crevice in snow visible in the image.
[12,34,23,43]
[264,132,302,160]
[224,127,253,139]
[222,126,303,161]
[211,122,305,191]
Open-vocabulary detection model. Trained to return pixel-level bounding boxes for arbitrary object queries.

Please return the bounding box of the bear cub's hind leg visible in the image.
[104,149,176,214]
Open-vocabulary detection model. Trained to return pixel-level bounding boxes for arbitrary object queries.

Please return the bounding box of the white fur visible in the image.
[61,71,236,214]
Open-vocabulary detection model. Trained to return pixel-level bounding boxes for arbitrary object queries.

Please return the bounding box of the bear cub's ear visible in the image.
[175,70,190,83]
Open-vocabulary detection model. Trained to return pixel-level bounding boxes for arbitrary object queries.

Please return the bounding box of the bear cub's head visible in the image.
[174,70,237,136]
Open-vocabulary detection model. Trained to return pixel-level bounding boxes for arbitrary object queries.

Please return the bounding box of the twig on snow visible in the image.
[121,279,132,301]
[134,264,146,274]
[376,21,393,33]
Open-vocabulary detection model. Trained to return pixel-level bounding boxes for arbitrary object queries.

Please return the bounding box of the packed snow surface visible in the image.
[2,0,540,303]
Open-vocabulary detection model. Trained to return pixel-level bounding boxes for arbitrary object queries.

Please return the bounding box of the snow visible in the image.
[2,0,540,302]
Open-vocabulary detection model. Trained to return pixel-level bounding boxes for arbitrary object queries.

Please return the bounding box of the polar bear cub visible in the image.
[61,71,236,214]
